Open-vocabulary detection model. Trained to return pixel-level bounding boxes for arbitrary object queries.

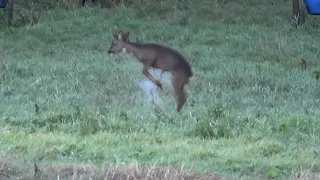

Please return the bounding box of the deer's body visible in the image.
[108,31,193,112]
[124,42,192,79]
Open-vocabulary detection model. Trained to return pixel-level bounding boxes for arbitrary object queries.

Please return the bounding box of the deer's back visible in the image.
[139,43,193,78]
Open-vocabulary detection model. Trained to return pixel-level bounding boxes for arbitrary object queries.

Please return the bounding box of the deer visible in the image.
[107,30,193,112]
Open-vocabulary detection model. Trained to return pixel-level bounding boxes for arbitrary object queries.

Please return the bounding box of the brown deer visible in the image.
[107,30,193,112]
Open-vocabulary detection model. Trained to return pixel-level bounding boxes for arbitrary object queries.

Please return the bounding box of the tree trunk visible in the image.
[292,0,304,26]
[8,0,14,27]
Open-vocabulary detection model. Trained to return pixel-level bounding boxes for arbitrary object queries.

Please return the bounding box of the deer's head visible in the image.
[107,30,130,54]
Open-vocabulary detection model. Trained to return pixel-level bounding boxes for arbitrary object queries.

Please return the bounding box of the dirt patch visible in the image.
[0,156,223,180]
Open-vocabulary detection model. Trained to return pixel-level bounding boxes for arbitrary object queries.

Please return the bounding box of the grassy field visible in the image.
[0,0,320,179]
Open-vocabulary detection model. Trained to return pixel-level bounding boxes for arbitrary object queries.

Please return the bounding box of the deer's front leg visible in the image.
[142,65,162,89]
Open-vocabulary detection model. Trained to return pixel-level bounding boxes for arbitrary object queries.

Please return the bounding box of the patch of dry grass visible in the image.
[2,156,319,180]
[0,156,223,180]
[293,171,320,180]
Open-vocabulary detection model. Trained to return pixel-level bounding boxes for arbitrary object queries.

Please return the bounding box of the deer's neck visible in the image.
[124,42,143,59]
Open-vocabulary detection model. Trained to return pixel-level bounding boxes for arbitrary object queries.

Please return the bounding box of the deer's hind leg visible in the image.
[171,73,189,112]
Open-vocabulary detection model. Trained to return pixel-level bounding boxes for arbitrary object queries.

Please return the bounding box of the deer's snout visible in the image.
[107,50,112,54]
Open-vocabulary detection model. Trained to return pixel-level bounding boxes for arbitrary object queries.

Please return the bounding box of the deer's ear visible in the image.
[116,30,124,39]
[122,32,130,41]
[113,32,118,40]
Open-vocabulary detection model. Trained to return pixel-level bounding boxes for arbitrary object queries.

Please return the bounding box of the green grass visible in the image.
[0,0,320,179]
